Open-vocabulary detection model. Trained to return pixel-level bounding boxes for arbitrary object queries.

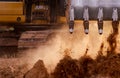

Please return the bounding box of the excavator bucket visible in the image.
[66,0,120,34]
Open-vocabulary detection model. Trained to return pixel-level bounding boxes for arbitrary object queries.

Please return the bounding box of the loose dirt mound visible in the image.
[53,53,120,78]
[0,67,14,78]
[0,58,28,78]
[95,53,120,78]
[24,60,49,78]
[53,55,83,78]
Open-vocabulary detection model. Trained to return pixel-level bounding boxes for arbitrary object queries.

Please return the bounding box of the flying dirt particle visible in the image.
[98,43,104,56]
[107,21,119,55]
[64,49,72,56]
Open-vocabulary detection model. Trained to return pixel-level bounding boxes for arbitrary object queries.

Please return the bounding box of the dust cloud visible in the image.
[23,21,120,74]
[52,21,120,78]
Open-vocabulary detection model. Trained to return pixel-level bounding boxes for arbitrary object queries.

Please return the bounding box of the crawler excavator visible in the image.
[0,0,119,57]
[0,0,64,56]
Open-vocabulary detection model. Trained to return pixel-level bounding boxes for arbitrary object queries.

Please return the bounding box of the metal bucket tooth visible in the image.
[83,7,89,34]
[69,5,74,34]
[69,21,74,34]
[98,20,103,35]
[83,21,89,34]
[97,8,103,34]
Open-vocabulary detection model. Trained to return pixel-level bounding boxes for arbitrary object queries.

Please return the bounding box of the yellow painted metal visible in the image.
[32,20,48,24]
[0,2,24,15]
[0,15,25,22]
[58,16,67,23]
[0,2,25,23]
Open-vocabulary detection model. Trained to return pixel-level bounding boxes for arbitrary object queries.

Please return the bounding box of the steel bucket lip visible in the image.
[71,0,120,8]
